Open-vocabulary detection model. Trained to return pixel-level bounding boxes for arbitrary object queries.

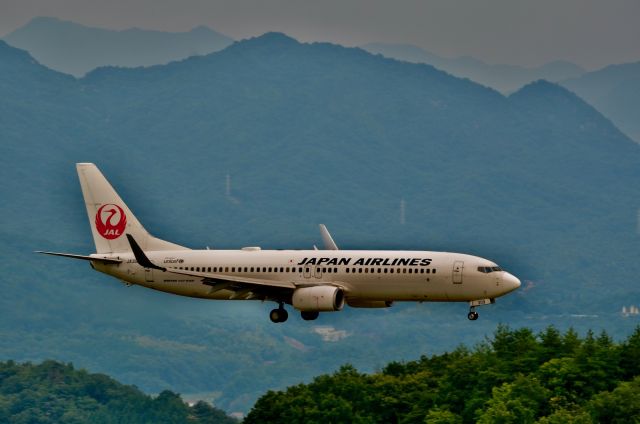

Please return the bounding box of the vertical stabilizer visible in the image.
[76,163,187,253]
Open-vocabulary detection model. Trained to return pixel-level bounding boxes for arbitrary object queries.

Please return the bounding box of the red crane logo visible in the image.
[95,204,127,240]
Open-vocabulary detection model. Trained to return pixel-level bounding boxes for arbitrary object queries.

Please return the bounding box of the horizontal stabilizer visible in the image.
[36,251,121,264]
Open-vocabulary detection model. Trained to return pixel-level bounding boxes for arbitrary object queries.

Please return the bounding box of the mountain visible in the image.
[1,33,639,413]
[362,42,585,93]
[3,17,234,76]
[0,360,238,423]
[562,62,640,142]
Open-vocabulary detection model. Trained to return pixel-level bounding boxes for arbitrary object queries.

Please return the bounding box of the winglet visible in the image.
[126,234,166,271]
[319,224,339,250]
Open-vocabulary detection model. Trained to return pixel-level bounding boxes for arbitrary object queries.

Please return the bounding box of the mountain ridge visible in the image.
[3,16,234,76]
[362,42,586,93]
[561,61,640,142]
[1,31,639,413]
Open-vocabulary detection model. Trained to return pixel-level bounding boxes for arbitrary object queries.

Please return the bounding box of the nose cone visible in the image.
[503,272,521,293]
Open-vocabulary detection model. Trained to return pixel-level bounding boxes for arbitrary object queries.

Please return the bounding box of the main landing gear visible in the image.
[301,311,319,321]
[270,303,288,323]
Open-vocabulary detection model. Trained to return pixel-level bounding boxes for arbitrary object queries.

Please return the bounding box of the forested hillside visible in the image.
[1,32,639,412]
[246,326,640,423]
[0,360,237,423]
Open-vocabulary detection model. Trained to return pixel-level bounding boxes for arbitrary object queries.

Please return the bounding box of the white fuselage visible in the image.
[93,249,520,303]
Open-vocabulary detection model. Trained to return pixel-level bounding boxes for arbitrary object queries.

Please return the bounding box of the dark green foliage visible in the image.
[245,326,640,423]
[0,360,237,424]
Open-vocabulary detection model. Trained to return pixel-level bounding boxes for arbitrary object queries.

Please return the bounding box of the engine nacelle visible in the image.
[292,286,345,312]
[346,299,393,308]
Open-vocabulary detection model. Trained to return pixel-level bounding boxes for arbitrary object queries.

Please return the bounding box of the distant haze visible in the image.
[1,0,639,70]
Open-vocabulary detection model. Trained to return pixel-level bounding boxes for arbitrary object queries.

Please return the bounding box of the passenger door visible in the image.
[452,261,464,284]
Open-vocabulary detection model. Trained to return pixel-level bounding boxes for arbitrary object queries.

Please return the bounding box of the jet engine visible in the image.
[346,299,393,308]
[292,286,344,312]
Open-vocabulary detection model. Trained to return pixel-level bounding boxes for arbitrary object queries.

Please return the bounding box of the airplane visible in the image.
[38,163,521,323]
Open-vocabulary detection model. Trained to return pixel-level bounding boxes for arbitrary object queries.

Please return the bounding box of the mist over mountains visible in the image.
[362,42,586,93]
[1,32,639,412]
[562,62,640,142]
[3,17,233,76]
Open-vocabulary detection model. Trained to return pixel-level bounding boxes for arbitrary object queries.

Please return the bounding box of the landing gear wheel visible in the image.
[301,311,320,321]
[269,308,289,323]
[467,311,479,321]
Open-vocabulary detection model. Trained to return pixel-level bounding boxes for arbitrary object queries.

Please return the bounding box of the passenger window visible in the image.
[433,269,437,274]
[225,267,229,272]
[390,269,394,273]
[365,268,369,273]
[280,267,284,272]
[263,267,266,272]
[377,268,381,273]
[268,267,272,272]
[250,267,254,272]
[384,268,388,273]
[231,267,235,272]
[299,267,302,273]
[346,268,350,273]
[402,269,406,274]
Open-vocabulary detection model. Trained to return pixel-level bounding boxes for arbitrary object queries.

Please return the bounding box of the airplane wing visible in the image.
[36,251,122,264]
[319,224,339,250]
[163,267,296,289]
[126,234,296,294]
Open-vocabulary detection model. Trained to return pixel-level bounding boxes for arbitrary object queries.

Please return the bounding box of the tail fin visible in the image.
[77,163,187,253]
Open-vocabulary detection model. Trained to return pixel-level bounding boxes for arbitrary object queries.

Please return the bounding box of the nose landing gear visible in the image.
[467,309,479,320]
[467,298,495,321]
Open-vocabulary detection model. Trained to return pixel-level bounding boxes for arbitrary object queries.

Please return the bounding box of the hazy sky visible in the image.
[1,0,639,69]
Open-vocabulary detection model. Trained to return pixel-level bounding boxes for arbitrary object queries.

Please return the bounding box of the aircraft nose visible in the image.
[503,272,521,293]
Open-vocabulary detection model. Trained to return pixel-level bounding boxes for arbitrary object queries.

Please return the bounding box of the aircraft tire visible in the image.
[270,308,288,323]
[467,311,479,321]
[301,311,320,321]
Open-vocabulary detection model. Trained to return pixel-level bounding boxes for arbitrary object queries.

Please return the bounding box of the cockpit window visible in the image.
[478,266,503,273]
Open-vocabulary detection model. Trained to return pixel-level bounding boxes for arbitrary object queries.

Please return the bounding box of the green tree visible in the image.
[620,326,640,379]
[423,408,462,424]
[587,376,640,423]
[476,375,550,424]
